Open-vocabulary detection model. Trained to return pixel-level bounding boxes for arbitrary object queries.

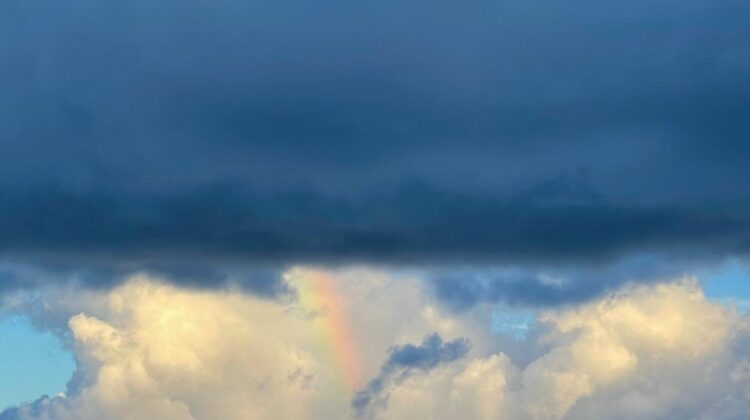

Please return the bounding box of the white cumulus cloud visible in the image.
[2,269,750,420]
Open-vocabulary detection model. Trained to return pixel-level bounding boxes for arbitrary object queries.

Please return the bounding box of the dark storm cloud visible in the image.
[0,182,744,264]
[352,333,470,414]
[0,255,287,298]
[1,0,750,285]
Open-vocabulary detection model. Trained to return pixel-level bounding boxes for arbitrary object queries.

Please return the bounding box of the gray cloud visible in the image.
[427,253,701,310]
[352,333,470,415]
[0,395,53,420]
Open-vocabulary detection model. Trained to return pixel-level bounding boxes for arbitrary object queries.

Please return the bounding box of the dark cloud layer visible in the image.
[1,0,750,289]
[0,183,744,264]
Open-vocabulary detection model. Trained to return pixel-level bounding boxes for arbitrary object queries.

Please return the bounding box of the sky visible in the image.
[1,0,750,419]
[0,317,74,410]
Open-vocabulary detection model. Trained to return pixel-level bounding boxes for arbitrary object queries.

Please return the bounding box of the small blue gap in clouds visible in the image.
[700,259,750,314]
[491,306,535,341]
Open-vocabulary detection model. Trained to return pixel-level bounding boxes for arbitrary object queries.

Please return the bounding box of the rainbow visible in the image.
[295,269,362,393]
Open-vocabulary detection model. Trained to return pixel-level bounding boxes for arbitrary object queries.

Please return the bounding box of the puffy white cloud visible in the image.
[0,267,482,420]
[364,280,750,420]
[8,276,329,420]
[2,269,750,420]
